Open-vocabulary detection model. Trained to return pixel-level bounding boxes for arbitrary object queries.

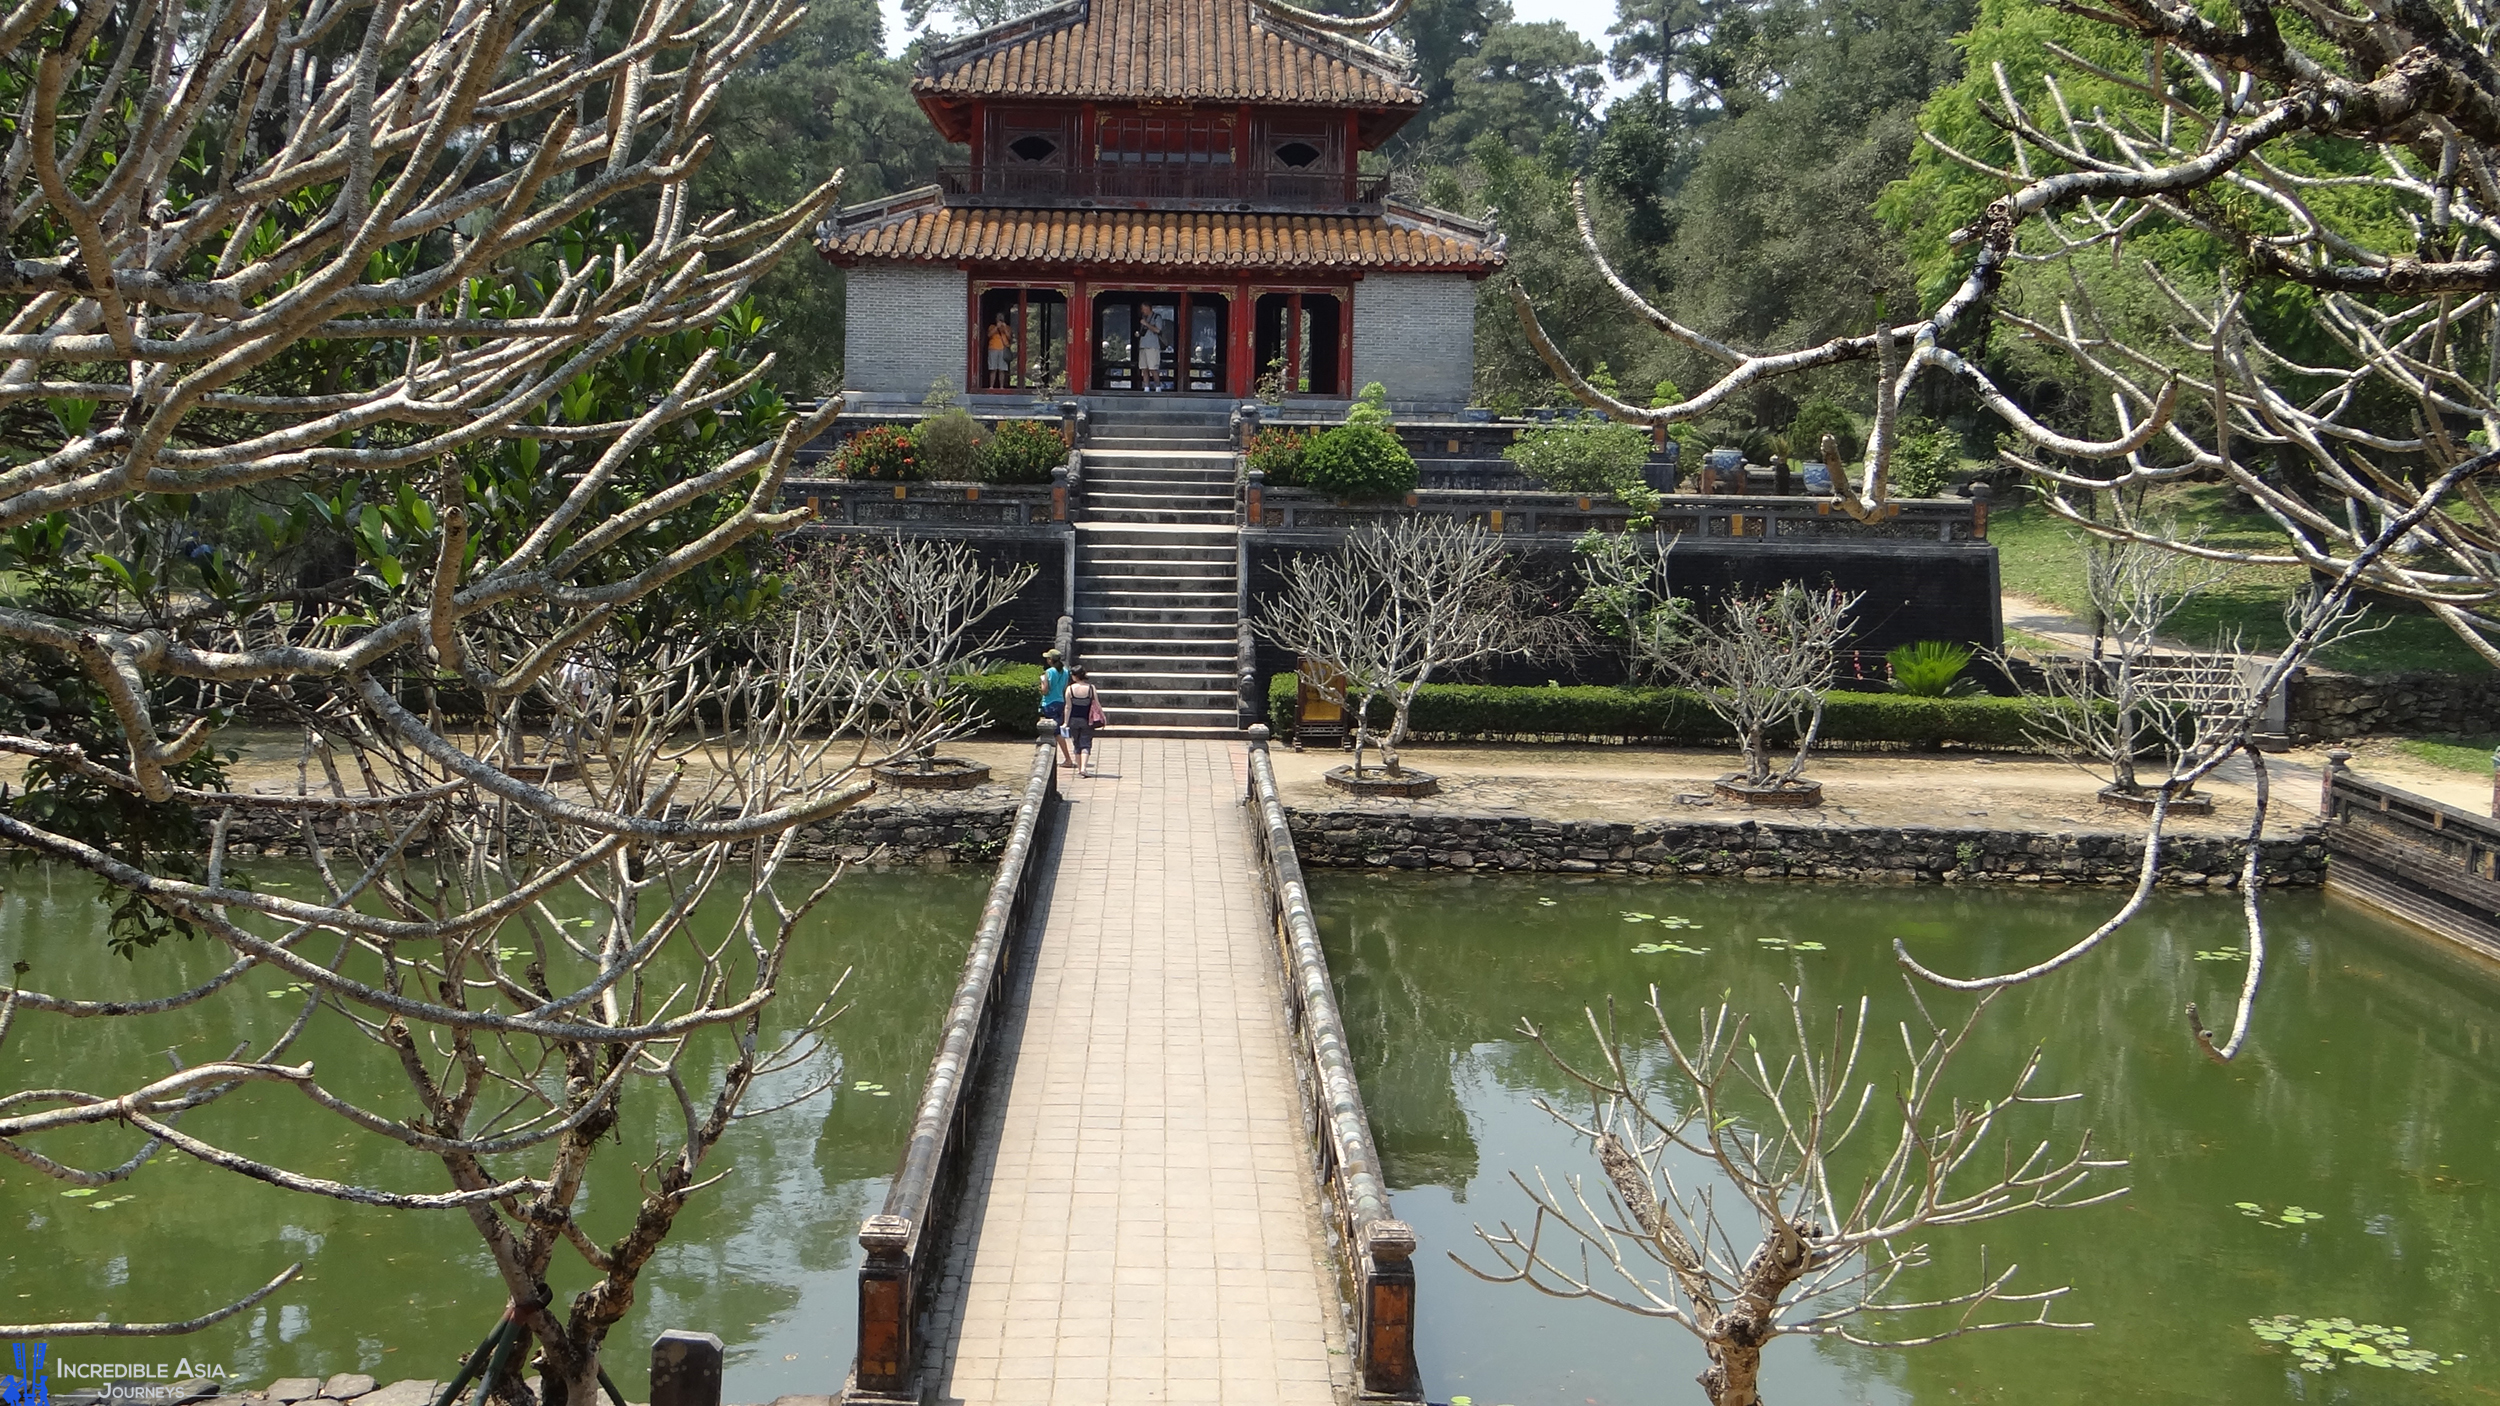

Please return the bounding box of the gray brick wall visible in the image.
[842,264,966,396]
[1351,274,1476,407]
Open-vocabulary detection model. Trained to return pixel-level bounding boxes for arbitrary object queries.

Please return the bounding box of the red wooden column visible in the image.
[1343,111,1360,202]
[1230,275,1254,397]
[1070,275,1092,393]
[963,272,980,392]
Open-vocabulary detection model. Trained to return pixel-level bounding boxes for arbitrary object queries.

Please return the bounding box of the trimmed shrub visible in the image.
[1267,675,2077,751]
[1246,427,1312,486]
[830,424,920,481]
[1347,380,1393,426]
[914,407,987,481]
[951,664,1046,732]
[1503,420,1654,493]
[1300,423,1418,499]
[978,420,1067,484]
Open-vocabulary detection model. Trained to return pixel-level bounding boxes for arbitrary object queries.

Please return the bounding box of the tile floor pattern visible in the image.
[920,739,1352,1406]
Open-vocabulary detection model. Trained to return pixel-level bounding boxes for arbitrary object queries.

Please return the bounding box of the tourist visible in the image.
[1037,648,1075,767]
[1136,317,1164,393]
[985,314,1013,389]
[1065,666,1105,776]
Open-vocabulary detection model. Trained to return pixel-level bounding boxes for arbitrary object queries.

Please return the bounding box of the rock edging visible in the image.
[1283,807,2328,887]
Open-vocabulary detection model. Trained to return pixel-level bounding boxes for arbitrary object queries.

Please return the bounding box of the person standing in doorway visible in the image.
[1065,666,1105,776]
[1136,316,1164,394]
[1037,648,1075,767]
[985,314,1014,390]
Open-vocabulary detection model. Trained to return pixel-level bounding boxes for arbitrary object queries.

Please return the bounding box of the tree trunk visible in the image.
[1698,1330,1767,1406]
[1350,690,1374,776]
[1742,721,1770,785]
[1383,690,1418,775]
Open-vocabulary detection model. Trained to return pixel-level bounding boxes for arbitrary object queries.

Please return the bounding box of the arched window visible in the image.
[1008,135,1058,162]
[1272,140,1322,169]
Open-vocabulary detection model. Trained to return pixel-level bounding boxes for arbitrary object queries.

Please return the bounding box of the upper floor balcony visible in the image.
[936,162,1392,214]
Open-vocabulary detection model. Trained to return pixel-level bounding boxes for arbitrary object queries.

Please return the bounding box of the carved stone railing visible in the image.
[2319,754,2500,959]
[844,732,1061,1403]
[1246,487,1987,542]
[787,478,1062,530]
[1243,727,1422,1401]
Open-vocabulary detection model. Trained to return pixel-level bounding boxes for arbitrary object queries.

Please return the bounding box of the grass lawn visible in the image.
[2393,735,2499,774]
[1989,484,2496,675]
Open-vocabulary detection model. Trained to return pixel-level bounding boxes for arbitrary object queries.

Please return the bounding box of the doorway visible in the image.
[1090,291,1228,393]
[974,287,1068,393]
[1253,292,1343,397]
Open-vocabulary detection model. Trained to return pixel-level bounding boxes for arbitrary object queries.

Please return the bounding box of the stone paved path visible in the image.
[921,738,1349,1405]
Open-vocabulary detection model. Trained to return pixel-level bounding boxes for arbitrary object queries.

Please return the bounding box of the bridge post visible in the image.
[649,1331,723,1406]
[849,1215,917,1401]
[1359,1220,1421,1399]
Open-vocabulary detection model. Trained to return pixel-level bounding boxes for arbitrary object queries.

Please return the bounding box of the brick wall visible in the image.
[1352,274,1476,407]
[843,265,966,396]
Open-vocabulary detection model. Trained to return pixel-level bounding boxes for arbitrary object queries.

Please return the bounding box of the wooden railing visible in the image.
[2319,755,2500,959]
[935,164,1392,210]
[844,734,1061,1403]
[1243,729,1423,1401]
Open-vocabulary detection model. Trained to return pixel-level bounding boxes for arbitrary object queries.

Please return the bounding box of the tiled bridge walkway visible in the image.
[918,738,1349,1405]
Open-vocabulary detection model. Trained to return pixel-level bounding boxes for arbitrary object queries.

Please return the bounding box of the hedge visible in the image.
[1264,674,2078,751]
[953,664,1046,733]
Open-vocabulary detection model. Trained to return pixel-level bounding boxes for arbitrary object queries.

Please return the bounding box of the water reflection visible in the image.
[1314,875,2500,1406]
[0,866,983,1403]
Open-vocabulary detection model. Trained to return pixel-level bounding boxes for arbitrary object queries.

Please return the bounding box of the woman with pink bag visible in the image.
[1064,667,1107,777]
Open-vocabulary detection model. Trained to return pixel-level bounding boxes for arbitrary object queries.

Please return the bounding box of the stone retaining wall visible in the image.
[213,795,1019,868]
[1284,807,2328,887]
[2288,667,2500,741]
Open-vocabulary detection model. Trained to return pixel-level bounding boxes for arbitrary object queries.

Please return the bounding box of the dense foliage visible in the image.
[1505,420,1655,492]
[832,424,923,480]
[1247,428,1316,485]
[1301,425,1421,500]
[978,421,1071,483]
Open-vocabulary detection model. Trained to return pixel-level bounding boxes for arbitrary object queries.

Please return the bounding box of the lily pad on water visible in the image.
[2196,945,2248,962]
[1631,940,1710,956]
[2237,1201,2325,1228]
[1534,898,1557,906]
[2249,1316,2459,1372]
[1755,936,1828,953]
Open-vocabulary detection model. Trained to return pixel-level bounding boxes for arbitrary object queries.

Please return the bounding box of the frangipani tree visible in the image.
[1256,517,1575,776]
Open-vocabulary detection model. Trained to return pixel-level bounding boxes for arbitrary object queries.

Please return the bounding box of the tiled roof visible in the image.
[913,0,1421,108]
[819,194,1502,273]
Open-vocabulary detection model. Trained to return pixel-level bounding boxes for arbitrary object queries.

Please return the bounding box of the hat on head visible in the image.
[1043,648,1063,661]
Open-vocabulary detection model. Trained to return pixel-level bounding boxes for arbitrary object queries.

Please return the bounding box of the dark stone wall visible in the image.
[1285,807,2328,887]
[1248,535,2001,689]
[806,525,1070,665]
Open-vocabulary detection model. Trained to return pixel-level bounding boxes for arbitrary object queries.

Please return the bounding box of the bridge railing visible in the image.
[1243,726,1423,1401]
[2320,753,2500,959]
[844,729,1063,1403]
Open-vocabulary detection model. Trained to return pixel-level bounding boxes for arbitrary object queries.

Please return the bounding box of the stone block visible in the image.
[354,1382,438,1406]
[321,1377,376,1401]
[267,1383,323,1404]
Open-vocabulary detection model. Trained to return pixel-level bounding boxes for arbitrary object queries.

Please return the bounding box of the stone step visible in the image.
[1096,710,1246,733]
[1085,488,1235,506]
[1096,685,1242,709]
[1081,470,1237,489]
[1084,507,1236,526]
[1077,604,1240,625]
[1077,591,1238,612]
[1074,527,1239,552]
[1078,617,1239,636]
[1074,554,1236,577]
[1080,640,1235,660]
[1088,432,1233,449]
[1080,581,1236,602]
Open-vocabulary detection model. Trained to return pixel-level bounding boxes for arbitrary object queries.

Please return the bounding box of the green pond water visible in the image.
[1312,875,2500,1406]
[0,864,985,1404]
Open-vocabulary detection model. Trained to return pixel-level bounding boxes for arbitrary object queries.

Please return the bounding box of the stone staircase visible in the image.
[1074,402,1244,734]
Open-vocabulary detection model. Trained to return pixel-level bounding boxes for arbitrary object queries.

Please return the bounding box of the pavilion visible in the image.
[816,0,1505,409]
